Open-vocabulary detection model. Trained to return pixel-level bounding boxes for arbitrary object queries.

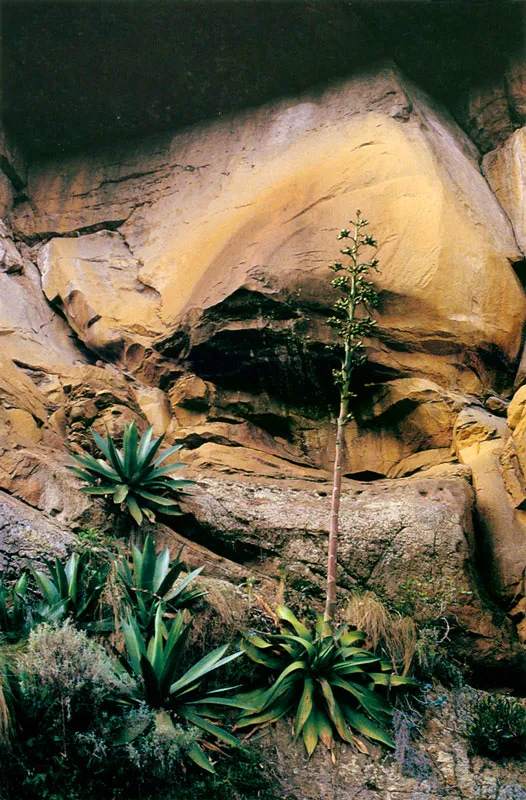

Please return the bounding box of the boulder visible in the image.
[178,468,522,674]
[453,406,526,604]
[483,127,526,254]
[0,490,74,575]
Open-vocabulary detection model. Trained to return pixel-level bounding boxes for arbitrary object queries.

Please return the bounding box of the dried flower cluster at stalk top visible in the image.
[327,211,379,409]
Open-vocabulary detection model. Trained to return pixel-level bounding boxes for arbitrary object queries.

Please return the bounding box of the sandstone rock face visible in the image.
[0,490,74,575]
[0,254,85,375]
[12,63,525,398]
[0,60,525,694]
[269,687,526,800]
[483,127,526,254]
[453,406,526,605]
[38,231,163,363]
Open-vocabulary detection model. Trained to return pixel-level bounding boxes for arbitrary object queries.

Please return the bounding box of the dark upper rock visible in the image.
[2,1,524,157]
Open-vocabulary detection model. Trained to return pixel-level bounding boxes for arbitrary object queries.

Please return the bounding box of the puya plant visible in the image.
[325,211,379,623]
[233,214,406,758]
[30,552,111,631]
[120,605,252,773]
[236,605,416,758]
[68,420,194,526]
[117,534,206,635]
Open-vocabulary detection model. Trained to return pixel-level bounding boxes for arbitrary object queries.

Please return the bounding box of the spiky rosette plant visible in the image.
[120,606,251,773]
[117,534,206,635]
[236,606,416,758]
[31,552,110,631]
[68,421,194,526]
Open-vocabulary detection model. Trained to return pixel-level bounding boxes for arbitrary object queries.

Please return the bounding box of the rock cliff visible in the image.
[0,38,526,797]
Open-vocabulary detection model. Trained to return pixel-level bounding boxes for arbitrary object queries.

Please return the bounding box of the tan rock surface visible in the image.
[38,231,163,362]
[13,64,525,394]
[387,448,454,479]
[0,443,95,527]
[453,407,526,603]
[0,490,74,575]
[483,127,526,253]
[131,384,173,436]
[0,220,23,272]
[508,385,526,431]
[0,358,49,424]
[0,260,85,375]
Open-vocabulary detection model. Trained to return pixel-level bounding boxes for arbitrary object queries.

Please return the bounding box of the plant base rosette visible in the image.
[235,605,417,757]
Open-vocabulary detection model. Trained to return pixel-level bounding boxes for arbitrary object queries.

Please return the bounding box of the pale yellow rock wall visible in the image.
[12,64,525,394]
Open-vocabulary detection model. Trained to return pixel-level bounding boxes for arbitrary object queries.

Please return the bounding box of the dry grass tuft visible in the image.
[182,578,244,669]
[345,591,417,676]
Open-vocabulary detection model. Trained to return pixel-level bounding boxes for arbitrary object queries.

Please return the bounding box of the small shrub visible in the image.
[18,622,135,728]
[414,623,465,687]
[3,623,138,799]
[74,527,122,565]
[467,693,526,759]
[123,712,201,781]
[396,574,470,620]
[186,746,292,800]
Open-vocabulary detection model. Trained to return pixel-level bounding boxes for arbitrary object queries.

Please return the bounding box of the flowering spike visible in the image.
[325,210,380,625]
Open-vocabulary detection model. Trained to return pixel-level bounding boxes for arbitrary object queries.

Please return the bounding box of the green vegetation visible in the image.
[121,605,248,772]
[228,216,415,758]
[0,539,248,798]
[117,534,205,635]
[68,420,194,525]
[31,551,111,631]
[467,693,526,759]
[0,572,30,641]
[236,605,416,756]
[0,214,423,792]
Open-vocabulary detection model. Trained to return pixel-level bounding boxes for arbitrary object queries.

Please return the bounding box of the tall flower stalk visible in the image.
[325,211,379,623]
